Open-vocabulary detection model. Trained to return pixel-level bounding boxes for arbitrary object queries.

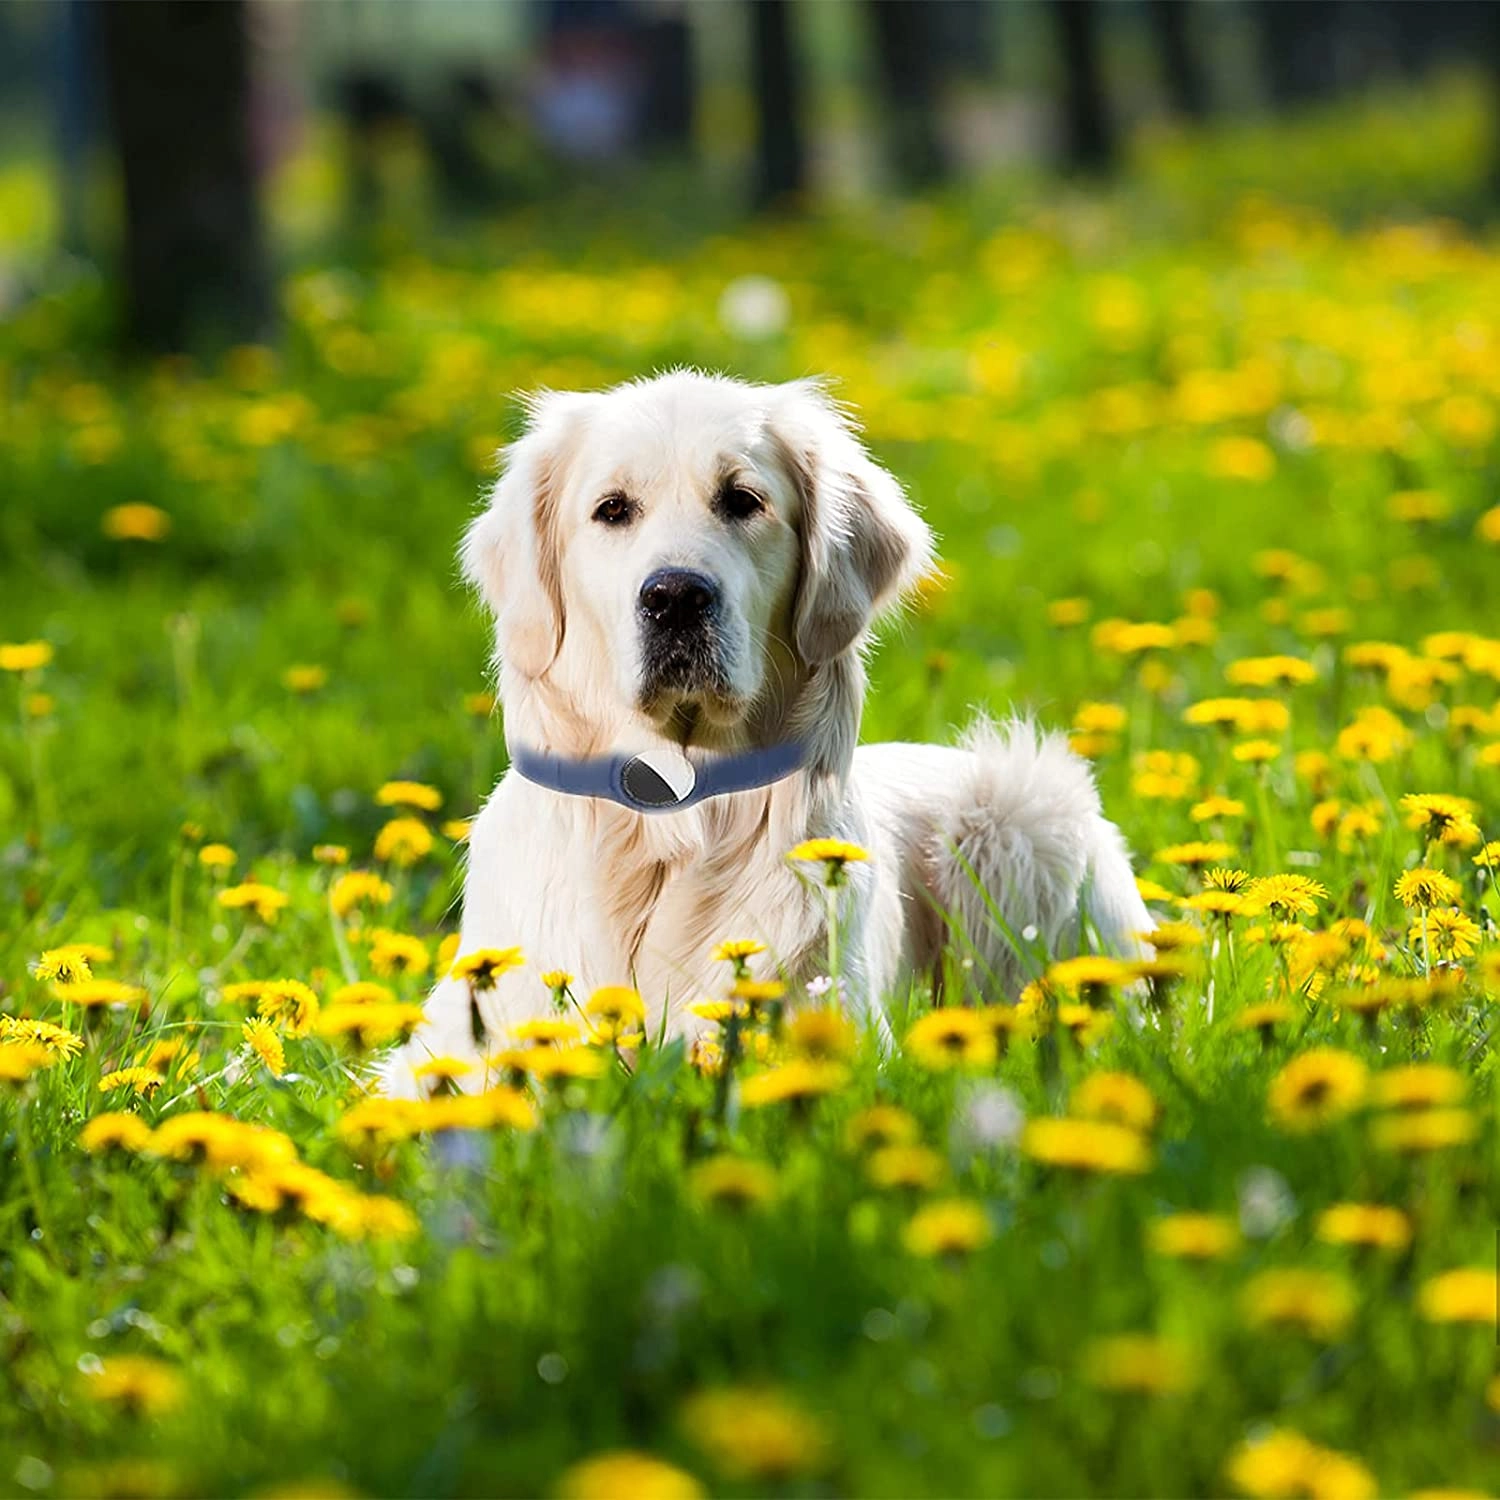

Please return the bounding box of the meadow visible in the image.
[3,84,1500,1497]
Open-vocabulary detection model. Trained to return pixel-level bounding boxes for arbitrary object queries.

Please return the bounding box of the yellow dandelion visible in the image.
[81,1356,184,1417]
[1371,1107,1478,1154]
[867,1144,947,1192]
[740,1059,848,1108]
[1268,1049,1366,1131]
[1021,1117,1150,1175]
[256,980,320,1038]
[98,1067,165,1098]
[375,779,443,811]
[902,1198,993,1257]
[367,928,430,977]
[242,1017,286,1077]
[845,1104,920,1152]
[556,1452,704,1500]
[329,870,393,918]
[905,1009,998,1071]
[688,1156,778,1210]
[710,938,766,963]
[1241,1268,1355,1339]
[1071,1072,1158,1132]
[1226,1429,1376,1500]
[449,947,525,991]
[197,843,236,870]
[1082,1334,1197,1395]
[1148,1213,1239,1261]
[79,1112,154,1154]
[217,881,291,924]
[374,816,434,867]
[1394,867,1462,909]
[1418,1269,1497,1325]
[1315,1203,1411,1252]
[102,502,171,541]
[681,1388,828,1480]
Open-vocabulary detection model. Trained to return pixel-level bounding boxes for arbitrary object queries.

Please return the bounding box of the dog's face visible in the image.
[465,373,932,745]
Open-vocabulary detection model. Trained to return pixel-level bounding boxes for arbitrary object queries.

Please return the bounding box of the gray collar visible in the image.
[508,738,809,813]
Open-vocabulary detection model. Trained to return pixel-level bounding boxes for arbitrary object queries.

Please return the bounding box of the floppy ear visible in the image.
[774,382,935,665]
[461,391,592,679]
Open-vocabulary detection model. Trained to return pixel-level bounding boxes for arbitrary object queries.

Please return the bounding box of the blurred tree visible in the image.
[1147,0,1209,121]
[1050,0,1115,173]
[99,0,268,352]
[865,0,950,189]
[750,0,806,208]
[1254,0,1340,108]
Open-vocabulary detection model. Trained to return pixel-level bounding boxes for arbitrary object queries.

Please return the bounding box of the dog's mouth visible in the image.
[637,628,747,728]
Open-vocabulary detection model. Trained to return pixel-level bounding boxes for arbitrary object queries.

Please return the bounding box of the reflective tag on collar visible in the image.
[618,747,697,809]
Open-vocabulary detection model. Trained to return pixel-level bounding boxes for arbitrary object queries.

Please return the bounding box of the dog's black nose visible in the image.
[638,568,720,631]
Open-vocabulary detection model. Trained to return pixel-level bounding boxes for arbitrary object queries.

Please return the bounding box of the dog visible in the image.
[385,371,1151,1094]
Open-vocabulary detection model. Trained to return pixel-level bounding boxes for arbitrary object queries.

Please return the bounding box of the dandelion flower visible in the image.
[905,1010,997,1071]
[867,1144,947,1192]
[96,1064,164,1097]
[330,870,393,918]
[1021,1117,1150,1175]
[217,881,290,924]
[1082,1334,1197,1395]
[449,947,525,991]
[242,1017,286,1077]
[102,503,171,541]
[688,1156,778,1209]
[1240,1268,1355,1339]
[1071,1072,1158,1132]
[0,1016,85,1057]
[1410,908,1480,960]
[374,817,434,867]
[1244,875,1328,918]
[1315,1203,1411,1252]
[710,939,766,963]
[257,980,320,1038]
[556,1452,705,1500]
[586,986,646,1028]
[1225,1429,1376,1500]
[786,1007,855,1059]
[375,779,443,811]
[681,1388,829,1480]
[1267,1049,1366,1131]
[34,947,94,984]
[902,1198,993,1257]
[0,641,54,673]
[740,1059,847,1109]
[1371,1107,1477,1154]
[1148,1213,1239,1261]
[845,1105,920,1152]
[282,664,327,694]
[79,1112,153,1154]
[1369,1064,1465,1110]
[0,1042,54,1083]
[1393,867,1462,910]
[787,838,869,885]
[81,1357,184,1417]
[1418,1269,1497,1325]
[367,928,430,977]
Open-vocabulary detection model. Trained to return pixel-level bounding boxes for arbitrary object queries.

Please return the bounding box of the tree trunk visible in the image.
[98,0,269,352]
[865,0,949,189]
[749,0,806,209]
[1051,0,1114,173]
[1147,0,1208,121]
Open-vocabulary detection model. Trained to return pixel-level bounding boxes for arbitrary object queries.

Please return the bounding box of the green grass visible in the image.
[3,87,1500,1497]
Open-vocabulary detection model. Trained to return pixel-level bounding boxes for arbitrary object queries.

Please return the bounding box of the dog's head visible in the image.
[464,372,933,744]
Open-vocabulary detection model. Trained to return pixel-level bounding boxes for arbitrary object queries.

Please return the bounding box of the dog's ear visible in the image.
[773,381,934,665]
[462,391,593,678]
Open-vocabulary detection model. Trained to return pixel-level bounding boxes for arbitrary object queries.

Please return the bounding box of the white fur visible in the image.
[385,372,1151,1094]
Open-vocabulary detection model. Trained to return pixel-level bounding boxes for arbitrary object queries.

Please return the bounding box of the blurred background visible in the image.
[3,0,1500,352]
[4,1,1500,882]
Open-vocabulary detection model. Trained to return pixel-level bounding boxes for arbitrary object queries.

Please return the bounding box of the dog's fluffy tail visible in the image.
[928,718,1153,995]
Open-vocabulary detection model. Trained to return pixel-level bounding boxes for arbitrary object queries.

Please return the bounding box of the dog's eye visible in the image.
[719,484,765,521]
[592,493,636,527]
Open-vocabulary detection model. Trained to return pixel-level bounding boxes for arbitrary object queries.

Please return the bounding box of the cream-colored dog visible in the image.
[386,371,1149,1093]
